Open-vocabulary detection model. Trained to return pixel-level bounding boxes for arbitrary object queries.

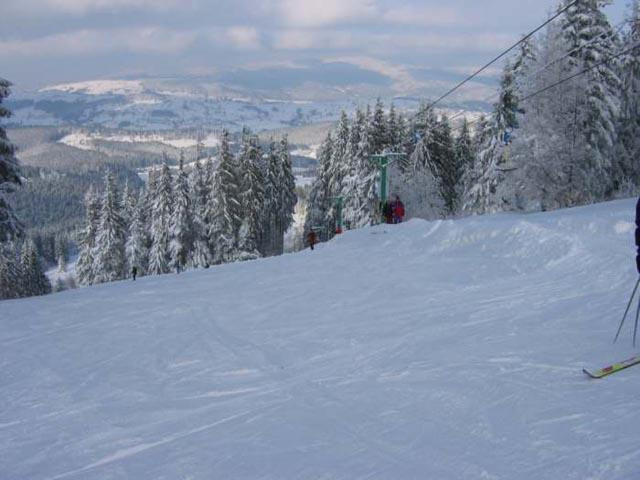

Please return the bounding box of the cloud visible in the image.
[225,26,262,50]
[2,0,607,92]
[271,28,516,55]
[277,0,378,27]
[272,30,356,50]
[0,28,196,57]
[0,24,269,59]
[4,0,180,14]
[382,5,461,27]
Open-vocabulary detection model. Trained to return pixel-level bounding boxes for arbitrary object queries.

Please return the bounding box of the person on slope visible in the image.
[636,196,640,274]
[392,195,405,224]
[307,229,317,251]
[383,200,393,224]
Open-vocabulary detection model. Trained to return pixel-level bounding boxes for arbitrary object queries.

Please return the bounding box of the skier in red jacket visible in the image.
[392,195,405,224]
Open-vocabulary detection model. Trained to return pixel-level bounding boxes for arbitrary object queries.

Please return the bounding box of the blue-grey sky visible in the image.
[0,0,627,90]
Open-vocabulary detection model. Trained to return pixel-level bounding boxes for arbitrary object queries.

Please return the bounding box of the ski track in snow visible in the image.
[1,199,640,479]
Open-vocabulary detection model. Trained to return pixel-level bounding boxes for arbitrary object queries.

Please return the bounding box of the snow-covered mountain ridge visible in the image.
[1,199,639,479]
[6,76,488,132]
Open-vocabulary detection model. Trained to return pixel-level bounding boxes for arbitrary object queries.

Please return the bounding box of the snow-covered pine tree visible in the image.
[325,111,351,231]
[506,19,584,211]
[494,62,522,134]
[370,98,387,154]
[189,159,211,268]
[120,179,136,228]
[461,115,503,215]
[340,109,364,228]
[500,3,623,211]
[125,190,149,277]
[387,103,401,151]
[75,186,101,285]
[304,132,334,241]
[57,253,66,274]
[0,241,24,299]
[512,36,538,95]
[409,104,438,172]
[54,235,69,266]
[353,109,379,226]
[277,134,297,250]
[327,111,350,199]
[462,59,522,215]
[169,156,194,272]
[20,238,50,296]
[456,118,475,176]
[208,130,242,264]
[397,114,415,171]
[237,129,264,259]
[148,164,173,275]
[140,170,156,263]
[262,140,280,256]
[92,172,126,284]
[0,243,19,299]
[202,156,217,259]
[203,154,216,209]
[0,78,22,242]
[614,0,640,189]
[431,115,459,215]
[560,0,621,198]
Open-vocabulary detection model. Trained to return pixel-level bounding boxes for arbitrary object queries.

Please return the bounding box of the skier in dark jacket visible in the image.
[383,201,393,224]
[131,266,138,281]
[307,229,317,250]
[636,197,640,274]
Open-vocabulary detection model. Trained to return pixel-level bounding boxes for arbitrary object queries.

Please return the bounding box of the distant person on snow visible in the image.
[383,201,393,224]
[131,266,138,281]
[392,195,405,224]
[636,196,640,274]
[307,229,317,251]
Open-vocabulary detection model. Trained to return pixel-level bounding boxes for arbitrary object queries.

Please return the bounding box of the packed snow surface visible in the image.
[2,199,640,479]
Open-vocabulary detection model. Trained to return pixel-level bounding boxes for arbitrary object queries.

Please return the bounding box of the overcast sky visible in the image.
[0,0,627,90]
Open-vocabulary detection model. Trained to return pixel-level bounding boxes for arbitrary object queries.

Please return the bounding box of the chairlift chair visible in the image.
[497,130,517,172]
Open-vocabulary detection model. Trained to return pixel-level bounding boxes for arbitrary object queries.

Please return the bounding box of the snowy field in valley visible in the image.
[1,199,640,479]
[58,131,221,151]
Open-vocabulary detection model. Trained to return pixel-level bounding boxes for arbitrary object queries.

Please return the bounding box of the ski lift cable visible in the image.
[458,40,640,128]
[518,41,640,104]
[412,41,640,154]
[525,18,630,80]
[427,0,580,110]
[446,17,631,125]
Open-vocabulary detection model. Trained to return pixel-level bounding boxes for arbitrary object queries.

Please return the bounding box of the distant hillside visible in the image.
[6,75,489,132]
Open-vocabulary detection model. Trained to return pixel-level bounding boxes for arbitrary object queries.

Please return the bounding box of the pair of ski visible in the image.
[583,278,640,379]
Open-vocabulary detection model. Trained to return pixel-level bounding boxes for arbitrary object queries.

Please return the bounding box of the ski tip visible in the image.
[582,368,600,379]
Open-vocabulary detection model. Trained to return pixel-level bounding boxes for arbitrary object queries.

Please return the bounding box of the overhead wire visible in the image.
[427,0,580,110]
[411,41,640,155]
[445,17,630,125]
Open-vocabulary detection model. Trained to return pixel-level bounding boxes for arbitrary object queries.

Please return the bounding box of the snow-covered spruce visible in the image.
[0,78,22,242]
[74,128,297,286]
[0,78,51,299]
[92,173,126,284]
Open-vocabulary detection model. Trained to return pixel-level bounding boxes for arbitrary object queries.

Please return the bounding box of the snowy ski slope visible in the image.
[1,199,640,479]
